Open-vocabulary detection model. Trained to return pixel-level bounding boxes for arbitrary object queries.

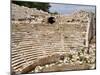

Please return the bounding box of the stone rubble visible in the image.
[32,43,96,72]
[11,3,96,73]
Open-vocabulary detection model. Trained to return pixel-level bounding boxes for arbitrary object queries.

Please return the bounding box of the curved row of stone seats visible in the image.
[11,22,87,72]
[11,22,88,73]
[39,63,90,72]
[12,47,67,73]
[11,32,68,73]
[11,3,95,73]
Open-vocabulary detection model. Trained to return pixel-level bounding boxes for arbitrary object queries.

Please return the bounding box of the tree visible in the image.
[50,12,59,15]
[12,1,51,12]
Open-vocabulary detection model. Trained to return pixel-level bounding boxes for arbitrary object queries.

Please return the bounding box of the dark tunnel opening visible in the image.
[47,17,55,24]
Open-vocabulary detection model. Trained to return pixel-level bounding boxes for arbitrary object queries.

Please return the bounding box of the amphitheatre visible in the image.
[11,3,96,74]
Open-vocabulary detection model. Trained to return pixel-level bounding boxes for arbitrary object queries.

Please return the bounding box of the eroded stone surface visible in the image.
[11,3,96,74]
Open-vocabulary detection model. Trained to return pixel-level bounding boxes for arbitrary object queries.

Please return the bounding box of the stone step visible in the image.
[13,65,22,71]
[12,58,24,64]
[12,60,25,67]
[12,54,19,58]
[12,55,22,61]
[22,52,44,57]
[41,63,90,72]
[12,51,19,55]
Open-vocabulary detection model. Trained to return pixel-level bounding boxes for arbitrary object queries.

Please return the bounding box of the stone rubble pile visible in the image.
[32,43,96,73]
[12,3,95,25]
[72,10,89,18]
[12,4,49,24]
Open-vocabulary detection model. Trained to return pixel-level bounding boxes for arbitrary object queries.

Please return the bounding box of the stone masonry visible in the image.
[11,4,96,74]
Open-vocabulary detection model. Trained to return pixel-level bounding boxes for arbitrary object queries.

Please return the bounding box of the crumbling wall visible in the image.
[11,4,96,73]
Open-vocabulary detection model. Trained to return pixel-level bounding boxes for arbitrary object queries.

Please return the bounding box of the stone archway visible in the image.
[47,16,55,24]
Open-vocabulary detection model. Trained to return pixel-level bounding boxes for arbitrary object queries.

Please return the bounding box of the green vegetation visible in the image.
[12,1,51,12]
[50,12,59,15]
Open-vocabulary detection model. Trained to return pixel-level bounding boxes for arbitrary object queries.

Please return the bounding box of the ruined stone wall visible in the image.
[11,4,96,73]
[12,4,50,24]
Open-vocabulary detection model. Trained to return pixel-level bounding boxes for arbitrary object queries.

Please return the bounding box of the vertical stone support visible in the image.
[85,15,93,47]
[61,32,65,52]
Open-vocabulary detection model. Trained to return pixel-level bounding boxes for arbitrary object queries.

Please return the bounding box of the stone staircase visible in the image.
[11,4,95,74]
[11,21,88,73]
